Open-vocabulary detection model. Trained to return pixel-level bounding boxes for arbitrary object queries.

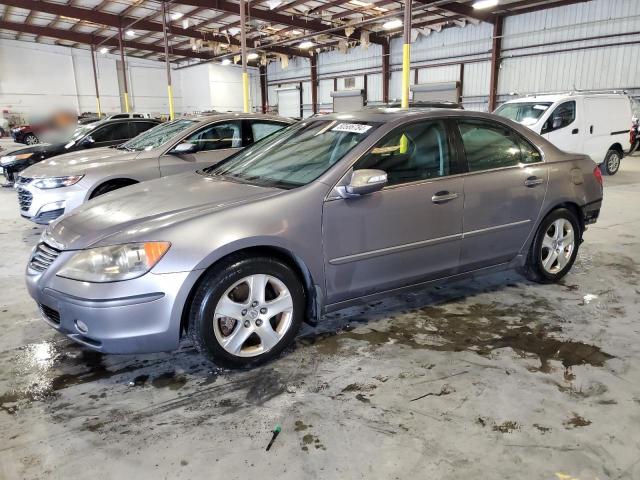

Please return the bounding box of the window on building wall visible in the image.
[344,77,356,89]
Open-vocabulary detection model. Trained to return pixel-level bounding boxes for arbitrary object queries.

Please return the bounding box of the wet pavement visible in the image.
[1,161,640,479]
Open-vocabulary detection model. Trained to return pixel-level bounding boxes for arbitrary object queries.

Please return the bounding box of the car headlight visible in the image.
[56,242,171,282]
[1,153,33,165]
[33,175,84,189]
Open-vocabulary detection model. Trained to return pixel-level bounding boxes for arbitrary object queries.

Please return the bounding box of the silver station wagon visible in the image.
[17,113,292,224]
[26,108,603,367]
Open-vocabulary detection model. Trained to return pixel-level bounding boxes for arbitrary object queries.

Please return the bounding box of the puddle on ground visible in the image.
[300,299,614,375]
[151,371,187,390]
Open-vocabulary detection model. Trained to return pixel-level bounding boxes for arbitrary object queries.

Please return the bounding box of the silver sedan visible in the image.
[16,113,293,223]
[26,108,603,367]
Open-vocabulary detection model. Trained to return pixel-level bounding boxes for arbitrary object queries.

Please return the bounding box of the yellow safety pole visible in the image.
[90,45,102,118]
[118,27,131,113]
[401,0,412,109]
[162,1,175,120]
[240,0,250,113]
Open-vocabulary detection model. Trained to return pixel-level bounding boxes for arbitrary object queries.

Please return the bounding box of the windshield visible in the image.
[205,119,379,189]
[40,124,97,144]
[495,102,552,126]
[119,119,196,151]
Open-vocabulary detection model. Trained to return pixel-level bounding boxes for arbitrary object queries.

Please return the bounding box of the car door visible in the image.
[541,100,581,153]
[455,118,548,272]
[88,122,131,148]
[158,120,243,176]
[322,119,465,305]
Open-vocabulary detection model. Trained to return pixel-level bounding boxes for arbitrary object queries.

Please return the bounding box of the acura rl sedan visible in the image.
[16,113,292,223]
[26,108,603,367]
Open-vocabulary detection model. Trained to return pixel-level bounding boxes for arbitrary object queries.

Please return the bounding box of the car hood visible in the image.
[21,147,140,177]
[0,142,47,157]
[46,172,283,250]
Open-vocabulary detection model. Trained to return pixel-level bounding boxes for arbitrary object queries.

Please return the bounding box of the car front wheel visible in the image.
[188,255,305,368]
[523,208,581,283]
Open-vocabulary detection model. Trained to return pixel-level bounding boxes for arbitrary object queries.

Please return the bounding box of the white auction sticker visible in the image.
[331,123,372,134]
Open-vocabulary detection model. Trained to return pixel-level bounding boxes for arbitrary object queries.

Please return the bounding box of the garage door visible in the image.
[331,89,365,112]
[411,82,460,103]
[277,86,301,118]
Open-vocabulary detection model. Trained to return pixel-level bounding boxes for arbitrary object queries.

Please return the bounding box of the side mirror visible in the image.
[81,135,95,147]
[170,142,197,155]
[338,169,387,198]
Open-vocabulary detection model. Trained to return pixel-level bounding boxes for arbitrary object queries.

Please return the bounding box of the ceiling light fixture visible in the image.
[247,52,259,60]
[182,18,190,29]
[298,40,314,49]
[99,47,109,54]
[382,18,402,30]
[170,12,184,20]
[349,0,371,6]
[126,29,136,37]
[267,0,282,9]
[221,58,232,65]
[227,27,241,36]
[472,0,498,9]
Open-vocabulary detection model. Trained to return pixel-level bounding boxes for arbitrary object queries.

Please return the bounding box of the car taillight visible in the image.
[593,165,603,186]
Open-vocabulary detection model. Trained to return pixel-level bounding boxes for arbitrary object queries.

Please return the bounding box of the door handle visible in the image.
[572,128,579,134]
[431,191,459,204]
[524,176,544,187]
[590,125,594,134]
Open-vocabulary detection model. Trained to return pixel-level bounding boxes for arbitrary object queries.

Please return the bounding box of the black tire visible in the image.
[188,255,305,368]
[24,133,38,145]
[523,208,581,284]
[602,149,622,176]
[89,179,137,199]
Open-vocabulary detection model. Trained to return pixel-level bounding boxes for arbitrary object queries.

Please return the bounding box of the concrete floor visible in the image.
[1,160,639,480]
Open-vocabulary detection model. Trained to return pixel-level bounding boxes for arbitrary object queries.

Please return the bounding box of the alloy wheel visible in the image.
[540,218,575,274]
[607,153,620,173]
[212,274,293,357]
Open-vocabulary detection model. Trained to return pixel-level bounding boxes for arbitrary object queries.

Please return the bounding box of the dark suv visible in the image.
[1,118,160,183]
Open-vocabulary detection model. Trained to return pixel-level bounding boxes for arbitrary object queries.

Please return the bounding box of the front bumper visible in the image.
[26,248,202,353]
[16,178,89,224]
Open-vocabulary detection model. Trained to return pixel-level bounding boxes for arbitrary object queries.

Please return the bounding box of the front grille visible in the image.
[29,242,61,272]
[17,188,32,211]
[38,303,60,325]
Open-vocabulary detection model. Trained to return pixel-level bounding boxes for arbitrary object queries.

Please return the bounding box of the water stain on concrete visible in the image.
[294,420,310,432]
[302,300,614,376]
[151,371,187,390]
[301,433,325,451]
[493,421,519,433]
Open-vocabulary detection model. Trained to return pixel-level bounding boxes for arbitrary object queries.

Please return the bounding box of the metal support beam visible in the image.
[0,19,206,59]
[382,40,390,103]
[90,44,102,117]
[239,0,249,113]
[161,1,175,120]
[401,0,412,108]
[488,15,503,112]
[259,65,268,114]
[118,26,130,113]
[310,53,318,114]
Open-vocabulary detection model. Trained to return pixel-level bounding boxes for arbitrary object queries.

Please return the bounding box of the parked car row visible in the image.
[20,105,603,367]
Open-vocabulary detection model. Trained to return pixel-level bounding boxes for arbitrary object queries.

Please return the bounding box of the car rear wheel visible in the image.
[188,255,305,368]
[24,134,38,145]
[602,149,621,175]
[523,208,580,284]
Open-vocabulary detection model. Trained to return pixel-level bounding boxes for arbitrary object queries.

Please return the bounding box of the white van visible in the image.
[495,93,632,175]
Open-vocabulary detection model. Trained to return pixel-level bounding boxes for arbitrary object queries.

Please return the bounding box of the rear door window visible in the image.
[130,121,158,137]
[457,120,522,171]
[250,121,287,142]
[91,122,130,143]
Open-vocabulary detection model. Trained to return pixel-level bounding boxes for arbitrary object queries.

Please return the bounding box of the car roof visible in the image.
[304,108,502,124]
[502,93,630,105]
[187,112,295,124]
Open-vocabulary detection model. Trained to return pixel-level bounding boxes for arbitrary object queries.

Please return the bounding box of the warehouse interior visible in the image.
[1,0,639,479]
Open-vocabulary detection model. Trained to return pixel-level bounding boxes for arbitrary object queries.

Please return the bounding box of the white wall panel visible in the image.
[417,65,461,84]
[367,73,383,103]
[318,44,382,75]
